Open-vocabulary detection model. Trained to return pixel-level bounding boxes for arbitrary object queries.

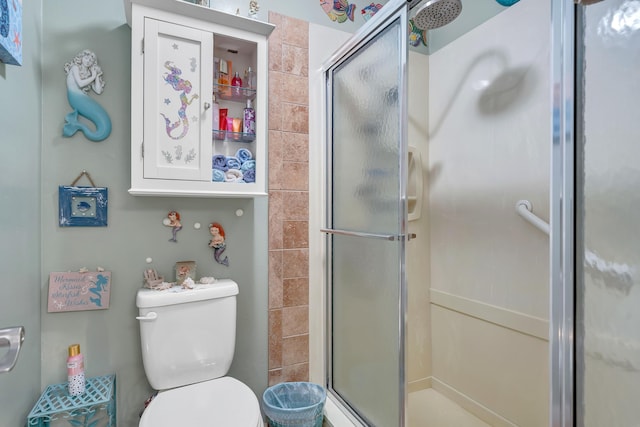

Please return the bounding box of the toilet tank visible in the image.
[136,279,239,391]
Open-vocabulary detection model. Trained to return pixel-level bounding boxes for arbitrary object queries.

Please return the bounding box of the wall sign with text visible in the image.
[47,271,111,313]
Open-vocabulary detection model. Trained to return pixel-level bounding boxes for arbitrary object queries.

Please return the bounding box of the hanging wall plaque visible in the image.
[59,170,108,227]
[47,270,111,312]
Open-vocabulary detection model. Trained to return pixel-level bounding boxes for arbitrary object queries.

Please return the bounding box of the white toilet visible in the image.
[136,279,264,426]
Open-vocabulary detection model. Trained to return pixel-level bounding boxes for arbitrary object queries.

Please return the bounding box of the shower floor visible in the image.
[408,388,491,427]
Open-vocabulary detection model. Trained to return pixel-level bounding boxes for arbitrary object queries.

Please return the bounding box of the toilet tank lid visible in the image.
[136,279,239,308]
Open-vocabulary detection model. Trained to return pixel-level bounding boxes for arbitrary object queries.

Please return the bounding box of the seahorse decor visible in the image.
[160,60,199,140]
[62,50,112,142]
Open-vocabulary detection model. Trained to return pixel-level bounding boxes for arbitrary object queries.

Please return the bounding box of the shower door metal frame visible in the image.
[321,0,409,425]
[550,1,576,426]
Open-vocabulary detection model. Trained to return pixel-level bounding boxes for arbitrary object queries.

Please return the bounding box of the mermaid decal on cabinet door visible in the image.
[160,60,199,140]
[63,50,112,142]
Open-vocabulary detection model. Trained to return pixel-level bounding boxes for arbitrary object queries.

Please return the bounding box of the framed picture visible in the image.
[59,186,108,227]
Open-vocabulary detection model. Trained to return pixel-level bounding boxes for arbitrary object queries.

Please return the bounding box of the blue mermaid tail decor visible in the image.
[63,50,112,142]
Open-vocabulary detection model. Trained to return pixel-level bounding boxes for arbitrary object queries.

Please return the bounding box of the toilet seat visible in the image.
[139,376,263,427]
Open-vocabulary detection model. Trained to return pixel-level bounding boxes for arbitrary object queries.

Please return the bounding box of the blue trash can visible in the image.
[262,382,327,427]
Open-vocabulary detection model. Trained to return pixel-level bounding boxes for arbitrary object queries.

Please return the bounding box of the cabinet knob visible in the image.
[204,102,211,110]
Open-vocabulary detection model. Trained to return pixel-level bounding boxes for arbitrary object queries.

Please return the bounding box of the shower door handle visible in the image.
[320,228,402,241]
[0,326,25,374]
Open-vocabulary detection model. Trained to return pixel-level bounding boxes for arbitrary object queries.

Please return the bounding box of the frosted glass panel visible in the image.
[331,234,401,426]
[328,15,404,427]
[331,22,402,235]
[577,1,640,425]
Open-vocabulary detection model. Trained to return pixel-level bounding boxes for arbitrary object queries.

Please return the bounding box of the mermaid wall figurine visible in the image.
[208,222,229,267]
[63,49,112,142]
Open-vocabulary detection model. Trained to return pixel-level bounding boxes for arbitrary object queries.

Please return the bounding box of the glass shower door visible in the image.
[323,5,408,427]
[576,1,640,425]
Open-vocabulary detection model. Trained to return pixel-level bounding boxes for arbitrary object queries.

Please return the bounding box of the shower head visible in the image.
[412,0,462,30]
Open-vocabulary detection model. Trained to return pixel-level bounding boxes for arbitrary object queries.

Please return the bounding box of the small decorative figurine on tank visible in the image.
[163,210,182,242]
[208,222,229,266]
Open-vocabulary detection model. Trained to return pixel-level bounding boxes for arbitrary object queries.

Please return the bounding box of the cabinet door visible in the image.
[143,19,213,181]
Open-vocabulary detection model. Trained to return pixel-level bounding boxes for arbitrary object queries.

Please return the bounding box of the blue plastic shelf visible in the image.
[27,374,116,427]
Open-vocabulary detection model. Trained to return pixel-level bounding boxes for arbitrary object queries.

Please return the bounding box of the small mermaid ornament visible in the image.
[163,211,182,243]
[208,222,229,266]
[63,50,112,142]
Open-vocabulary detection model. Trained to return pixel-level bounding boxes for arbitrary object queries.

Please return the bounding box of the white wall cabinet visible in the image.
[125,0,274,197]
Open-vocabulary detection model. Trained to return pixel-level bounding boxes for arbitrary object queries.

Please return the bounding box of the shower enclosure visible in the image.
[311,0,639,425]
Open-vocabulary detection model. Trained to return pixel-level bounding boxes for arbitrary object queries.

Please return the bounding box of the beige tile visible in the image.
[268,39,282,73]
[269,190,284,249]
[269,250,283,309]
[283,132,309,163]
[283,44,309,77]
[283,221,309,249]
[283,278,309,307]
[282,15,309,49]
[268,73,284,133]
[269,309,282,369]
[282,334,309,366]
[282,191,309,221]
[281,161,308,191]
[283,306,309,337]
[281,74,309,105]
[269,153,284,191]
[268,368,283,386]
[268,12,283,73]
[268,12,283,44]
[283,248,309,279]
[281,363,309,383]
[281,104,309,134]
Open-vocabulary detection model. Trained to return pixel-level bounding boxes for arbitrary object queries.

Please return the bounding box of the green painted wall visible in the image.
[0,1,43,425]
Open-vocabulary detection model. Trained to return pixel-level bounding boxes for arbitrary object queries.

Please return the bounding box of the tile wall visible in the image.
[267,11,311,385]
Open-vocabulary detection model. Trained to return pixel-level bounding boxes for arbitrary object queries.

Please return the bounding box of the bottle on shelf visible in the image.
[67,344,85,396]
[231,72,243,97]
[218,59,230,97]
[243,99,256,139]
[244,67,255,90]
[212,94,220,133]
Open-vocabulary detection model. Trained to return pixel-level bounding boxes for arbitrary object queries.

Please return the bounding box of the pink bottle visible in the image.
[231,72,243,97]
[67,344,85,396]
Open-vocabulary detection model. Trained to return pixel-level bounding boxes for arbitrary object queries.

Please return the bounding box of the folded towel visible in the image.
[225,156,242,170]
[212,154,228,171]
[225,169,244,182]
[240,160,255,172]
[212,168,225,182]
[236,148,253,163]
[243,168,255,183]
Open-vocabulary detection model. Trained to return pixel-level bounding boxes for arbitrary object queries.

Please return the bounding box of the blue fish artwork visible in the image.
[63,50,112,142]
[75,201,92,212]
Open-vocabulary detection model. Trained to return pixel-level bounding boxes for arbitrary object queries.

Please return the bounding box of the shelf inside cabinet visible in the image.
[213,130,256,142]
[214,84,256,102]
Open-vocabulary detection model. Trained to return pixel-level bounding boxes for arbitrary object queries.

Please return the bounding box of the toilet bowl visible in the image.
[139,377,263,427]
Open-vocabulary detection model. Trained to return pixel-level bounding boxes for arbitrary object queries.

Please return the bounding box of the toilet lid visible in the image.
[140,377,262,427]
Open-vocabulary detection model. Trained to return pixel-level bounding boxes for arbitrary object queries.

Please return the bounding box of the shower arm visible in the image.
[516,199,549,235]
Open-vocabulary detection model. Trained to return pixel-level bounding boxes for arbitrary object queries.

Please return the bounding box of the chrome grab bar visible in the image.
[516,199,550,235]
[0,326,25,373]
